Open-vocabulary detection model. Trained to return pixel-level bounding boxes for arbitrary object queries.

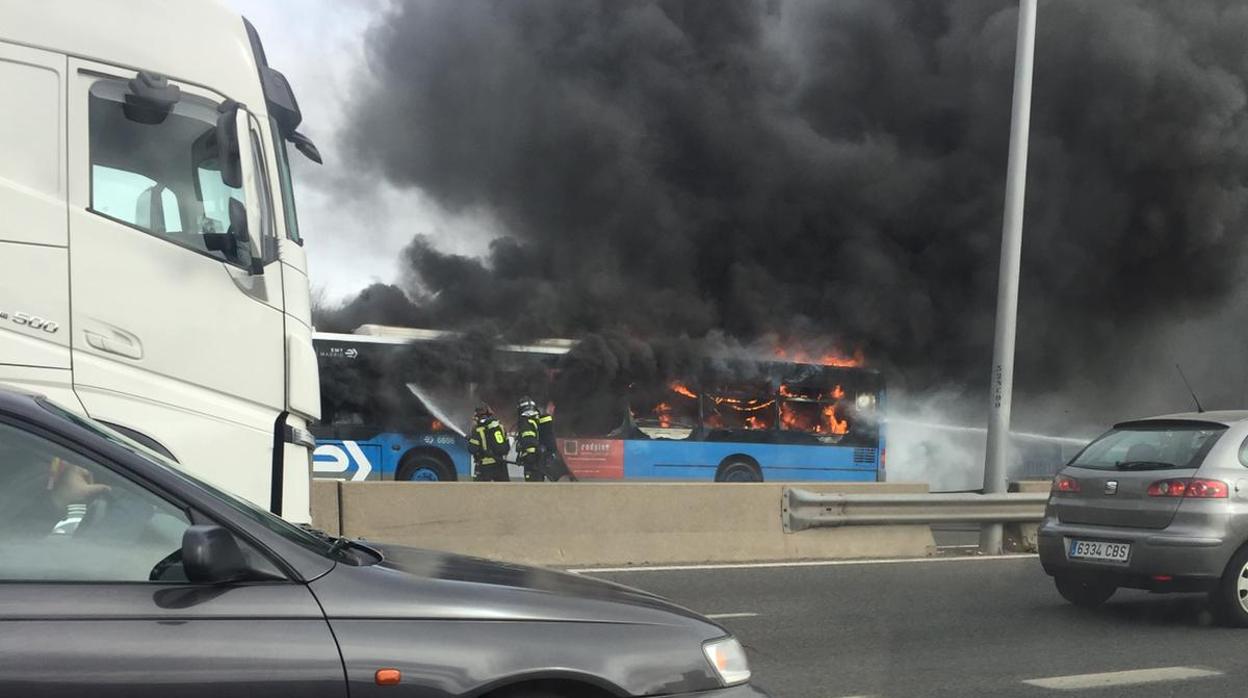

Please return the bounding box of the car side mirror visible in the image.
[182,525,249,584]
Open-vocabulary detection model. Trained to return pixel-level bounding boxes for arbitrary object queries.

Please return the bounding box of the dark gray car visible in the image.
[1039,411,1248,625]
[0,389,768,697]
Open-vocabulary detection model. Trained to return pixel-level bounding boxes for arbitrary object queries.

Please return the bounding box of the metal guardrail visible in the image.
[782,487,1050,533]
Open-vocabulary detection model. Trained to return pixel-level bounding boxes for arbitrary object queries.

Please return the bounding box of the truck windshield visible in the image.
[1069,424,1226,471]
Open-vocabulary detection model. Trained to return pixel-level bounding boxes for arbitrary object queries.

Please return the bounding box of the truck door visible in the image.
[0,42,81,409]
[65,59,286,507]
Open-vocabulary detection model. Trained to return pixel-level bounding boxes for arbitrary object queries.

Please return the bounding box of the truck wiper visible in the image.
[1115,460,1179,471]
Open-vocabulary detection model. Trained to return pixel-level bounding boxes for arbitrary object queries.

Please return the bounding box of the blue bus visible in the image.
[311,326,885,483]
[560,363,885,482]
[311,331,474,481]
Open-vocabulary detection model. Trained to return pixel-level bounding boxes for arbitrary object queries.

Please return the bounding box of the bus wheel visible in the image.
[397,454,454,482]
[717,460,762,483]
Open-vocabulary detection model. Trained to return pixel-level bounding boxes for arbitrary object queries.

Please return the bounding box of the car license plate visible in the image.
[1068,539,1130,563]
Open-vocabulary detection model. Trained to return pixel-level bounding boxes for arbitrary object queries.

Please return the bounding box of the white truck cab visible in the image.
[0,0,321,520]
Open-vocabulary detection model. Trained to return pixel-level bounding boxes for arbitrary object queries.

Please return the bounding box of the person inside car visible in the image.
[4,457,111,537]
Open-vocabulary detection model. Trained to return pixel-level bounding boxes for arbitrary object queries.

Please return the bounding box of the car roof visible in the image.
[0,385,46,413]
[1118,410,1248,427]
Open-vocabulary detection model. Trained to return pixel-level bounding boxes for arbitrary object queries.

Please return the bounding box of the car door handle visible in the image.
[84,328,143,360]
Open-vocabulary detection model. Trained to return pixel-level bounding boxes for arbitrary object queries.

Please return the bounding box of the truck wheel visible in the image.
[397,454,454,482]
[1210,545,1248,627]
[716,460,762,482]
[1054,575,1115,608]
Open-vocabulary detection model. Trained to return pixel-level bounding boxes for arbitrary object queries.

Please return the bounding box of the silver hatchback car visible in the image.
[1039,411,1248,625]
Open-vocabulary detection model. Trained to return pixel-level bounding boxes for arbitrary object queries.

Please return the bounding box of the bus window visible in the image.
[702,384,775,433]
[779,382,849,443]
[630,382,698,440]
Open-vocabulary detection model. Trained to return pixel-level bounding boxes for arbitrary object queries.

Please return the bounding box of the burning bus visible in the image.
[311,325,885,483]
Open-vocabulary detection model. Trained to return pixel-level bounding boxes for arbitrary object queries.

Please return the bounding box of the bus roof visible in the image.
[327,325,880,377]
[0,0,268,110]
[318,328,576,357]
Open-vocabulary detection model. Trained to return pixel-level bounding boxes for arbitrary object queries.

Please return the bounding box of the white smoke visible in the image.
[885,390,1092,491]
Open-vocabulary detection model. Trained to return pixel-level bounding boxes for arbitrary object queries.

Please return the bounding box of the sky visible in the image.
[224,0,499,303]
[223,0,1248,443]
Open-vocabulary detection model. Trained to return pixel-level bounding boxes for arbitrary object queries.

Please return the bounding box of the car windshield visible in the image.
[1068,423,1226,471]
[35,398,361,563]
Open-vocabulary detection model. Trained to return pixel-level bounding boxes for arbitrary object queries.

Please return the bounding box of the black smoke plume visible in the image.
[320,0,1248,432]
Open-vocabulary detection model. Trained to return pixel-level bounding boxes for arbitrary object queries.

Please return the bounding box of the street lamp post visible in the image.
[981,0,1038,555]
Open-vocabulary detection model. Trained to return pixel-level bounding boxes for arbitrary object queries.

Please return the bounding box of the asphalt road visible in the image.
[585,555,1248,698]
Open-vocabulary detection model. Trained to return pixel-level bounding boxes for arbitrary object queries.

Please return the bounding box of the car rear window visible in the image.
[1070,422,1226,471]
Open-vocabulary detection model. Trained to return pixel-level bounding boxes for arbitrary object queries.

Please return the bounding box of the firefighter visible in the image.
[468,404,510,482]
[536,404,577,482]
[516,397,543,482]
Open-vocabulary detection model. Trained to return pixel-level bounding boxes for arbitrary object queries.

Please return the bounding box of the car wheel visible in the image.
[1054,575,1116,608]
[1210,546,1248,627]
[397,454,454,482]
[717,460,762,482]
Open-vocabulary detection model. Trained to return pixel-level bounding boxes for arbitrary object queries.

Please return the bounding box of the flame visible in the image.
[780,405,797,430]
[670,381,698,399]
[745,415,766,430]
[430,420,444,432]
[772,346,865,367]
[779,401,849,435]
[654,402,673,428]
[778,384,845,401]
[823,403,848,434]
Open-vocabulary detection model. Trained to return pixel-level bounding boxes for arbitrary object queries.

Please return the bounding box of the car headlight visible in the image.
[703,636,751,686]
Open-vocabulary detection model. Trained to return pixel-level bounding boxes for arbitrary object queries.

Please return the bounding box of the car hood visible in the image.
[309,543,724,635]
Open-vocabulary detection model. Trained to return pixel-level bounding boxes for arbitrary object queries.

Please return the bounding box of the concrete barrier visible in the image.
[313,481,935,568]
[1004,479,1052,552]
[311,479,341,536]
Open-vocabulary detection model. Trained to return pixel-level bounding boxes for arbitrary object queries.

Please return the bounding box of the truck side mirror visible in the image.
[290,131,323,164]
[182,525,248,584]
[216,100,243,189]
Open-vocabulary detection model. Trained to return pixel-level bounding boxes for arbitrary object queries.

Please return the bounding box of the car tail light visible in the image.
[1146,478,1228,498]
[1053,475,1080,493]
[1185,479,1229,498]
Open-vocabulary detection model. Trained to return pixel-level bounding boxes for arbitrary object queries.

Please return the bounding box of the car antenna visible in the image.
[1175,363,1205,413]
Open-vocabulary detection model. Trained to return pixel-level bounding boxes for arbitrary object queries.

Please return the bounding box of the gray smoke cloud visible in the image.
[320,0,1248,433]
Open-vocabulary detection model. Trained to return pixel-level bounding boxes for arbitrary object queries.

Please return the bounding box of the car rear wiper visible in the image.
[1115,460,1180,471]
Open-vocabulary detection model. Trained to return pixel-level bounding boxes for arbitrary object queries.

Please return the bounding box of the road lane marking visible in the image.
[704,612,758,620]
[569,553,1036,574]
[1022,666,1221,690]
